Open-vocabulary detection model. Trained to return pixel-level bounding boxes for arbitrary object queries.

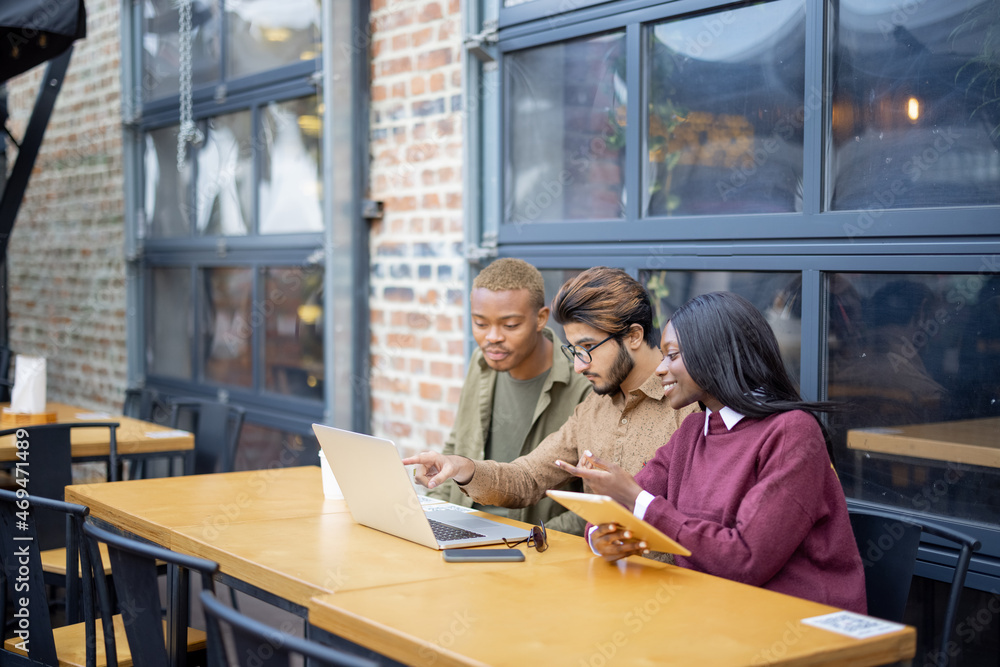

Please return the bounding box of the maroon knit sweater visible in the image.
[636,409,867,613]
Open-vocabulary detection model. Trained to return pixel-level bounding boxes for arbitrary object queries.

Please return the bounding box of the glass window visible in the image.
[264,266,324,400]
[226,0,322,80]
[830,0,1000,210]
[202,268,254,387]
[260,96,324,233]
[144,125,191,238]
[505,32,627,224]
[235,423,319,470]
[148,268,193,379]
[641,270,802,379]
[196,111,254,236]
[827,272,1000,525]
[645,0,806,216]
[142,0,220,101]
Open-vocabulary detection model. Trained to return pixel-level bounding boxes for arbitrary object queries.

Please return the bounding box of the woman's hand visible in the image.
[401,452,475,489]
[554,450,644,511]
[590,523,649,562]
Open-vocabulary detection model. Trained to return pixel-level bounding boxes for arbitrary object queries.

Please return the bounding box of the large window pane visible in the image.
[264,266,324,400]
[830,0,1000,210]
[640,270,802,379]
[644,0,806,216]
[505,32,627,223]
[142,0,220,101]
[196,112,253,236]
[144,125,191,238]
[236,423,319,471]
[260,97,323,233]
[148,268,192,379]
[202,268,254,388]
[226,0,322,80]
[828,273,1000,525]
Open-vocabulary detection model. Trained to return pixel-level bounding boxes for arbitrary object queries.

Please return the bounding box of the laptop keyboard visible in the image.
[428,518,485,542]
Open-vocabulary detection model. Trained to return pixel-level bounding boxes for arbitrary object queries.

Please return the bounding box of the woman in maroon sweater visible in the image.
[557,291,866,613]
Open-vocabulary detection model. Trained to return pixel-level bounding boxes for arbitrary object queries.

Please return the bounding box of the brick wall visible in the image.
[367,0,468,456]
[4,0,126,412]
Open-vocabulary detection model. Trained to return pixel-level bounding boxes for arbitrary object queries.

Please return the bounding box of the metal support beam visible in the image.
[0,47,74,259]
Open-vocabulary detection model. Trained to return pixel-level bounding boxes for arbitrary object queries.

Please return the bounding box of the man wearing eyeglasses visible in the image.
[406,266,698,537]
[422,258,593,532]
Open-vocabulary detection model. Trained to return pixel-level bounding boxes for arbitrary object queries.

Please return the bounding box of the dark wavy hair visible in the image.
[670,291,837,461]
[552,267,659,349]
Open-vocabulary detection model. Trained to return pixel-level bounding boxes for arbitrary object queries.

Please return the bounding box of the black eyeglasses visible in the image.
[503,521,548,553]
[561,334,615,365]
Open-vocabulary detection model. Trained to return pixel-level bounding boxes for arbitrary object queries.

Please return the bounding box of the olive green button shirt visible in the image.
[427,328,593,532]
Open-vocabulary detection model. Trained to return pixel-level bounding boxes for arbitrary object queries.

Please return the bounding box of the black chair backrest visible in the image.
[169,398,246,474]
[82,522,219,667]
[849,507,981,664]
[0,345,11,402]
[199,590,377,667]
[0,423,118,550]
[0,488,94,667]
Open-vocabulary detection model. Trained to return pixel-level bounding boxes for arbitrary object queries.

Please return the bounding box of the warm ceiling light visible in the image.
[298,304,322,324]
[907,97,920,122]
[262,28,292,42]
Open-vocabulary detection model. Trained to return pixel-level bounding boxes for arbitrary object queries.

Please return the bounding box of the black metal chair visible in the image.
[849,507,981,666]
[168,398,246,475]
[199,589,376,667]
[0,488,98,667]
[82,521,219,667]
[0,344,12,403]
[0,423,120,617]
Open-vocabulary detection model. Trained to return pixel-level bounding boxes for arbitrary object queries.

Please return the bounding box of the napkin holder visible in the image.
[3,354,56,427]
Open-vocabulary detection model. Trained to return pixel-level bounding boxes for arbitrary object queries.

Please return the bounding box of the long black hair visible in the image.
[670,291,837,462]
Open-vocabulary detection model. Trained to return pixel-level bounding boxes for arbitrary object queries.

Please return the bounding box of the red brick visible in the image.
[421,337,442,352]
[419,382,442,401]
[436,315,453,331]
[392,34,409,50]
[412,27,434,48]
[421,2,443,21]
[425,429,444,446]
[446,193,462,209]
[411,76,426,96]
[422,193,441,209]
[407,313,432,329]
[429,73,445,92]
[430,361,452,378]
[391,400,406,416]
[392,82,407,98]
[410,359,425,374]
[418,48,452,71]
[438,409,455,428]
[380,56,413,76]
[387,333,417,348]
[447,386,462,404]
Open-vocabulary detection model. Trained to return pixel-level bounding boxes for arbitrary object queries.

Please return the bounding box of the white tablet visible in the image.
[546,489,691,556]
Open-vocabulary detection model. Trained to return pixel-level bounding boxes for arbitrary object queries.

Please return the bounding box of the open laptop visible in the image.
[312,424,529,549]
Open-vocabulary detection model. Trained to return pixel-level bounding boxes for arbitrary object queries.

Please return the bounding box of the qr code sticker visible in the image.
[801,611,906,639]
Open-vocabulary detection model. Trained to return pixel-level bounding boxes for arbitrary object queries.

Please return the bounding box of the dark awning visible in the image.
[1,0,86,84]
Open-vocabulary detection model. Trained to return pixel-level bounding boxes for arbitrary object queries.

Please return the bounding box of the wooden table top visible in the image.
[67,467,916,666]
[67,467,589,604]
[0,402,194,461]
[310,557,916,667]
[847,417,1000,468]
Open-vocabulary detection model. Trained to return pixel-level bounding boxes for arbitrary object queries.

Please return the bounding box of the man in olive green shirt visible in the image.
[426,259,592,532]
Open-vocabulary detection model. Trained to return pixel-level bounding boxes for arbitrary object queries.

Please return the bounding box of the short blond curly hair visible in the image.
[472,258,546,311]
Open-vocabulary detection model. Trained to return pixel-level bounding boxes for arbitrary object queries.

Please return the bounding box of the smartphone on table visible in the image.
[442,548,525,562]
